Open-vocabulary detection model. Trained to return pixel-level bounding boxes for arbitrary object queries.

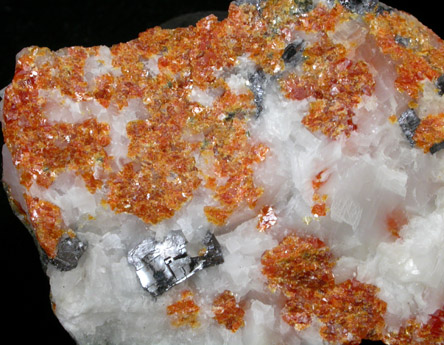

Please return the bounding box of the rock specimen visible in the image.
[1,0,444,344]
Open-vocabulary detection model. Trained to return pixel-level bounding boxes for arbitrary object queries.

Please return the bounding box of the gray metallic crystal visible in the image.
[430,141,444,154]
[292,0,314,14]
[398,108,421,147]
[248,69,267,118]
[339,0,379,14]
[51,235,87,271]
[128,230,223,297]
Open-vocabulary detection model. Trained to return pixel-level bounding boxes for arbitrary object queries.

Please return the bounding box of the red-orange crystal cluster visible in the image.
[383,308,444,345]
[281,35,375,138]
[24,195,68,258]
[212,290,245,333]
[261,235,387,344]
[166,290,200,328]
[366,10,444,99]
[3,48,112,192]
[413,113,444,153]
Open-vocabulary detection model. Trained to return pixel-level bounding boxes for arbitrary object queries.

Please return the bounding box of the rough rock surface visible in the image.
[1,0,444,344]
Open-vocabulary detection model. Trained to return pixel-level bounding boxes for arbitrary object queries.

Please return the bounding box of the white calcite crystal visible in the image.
[2,0,444,344]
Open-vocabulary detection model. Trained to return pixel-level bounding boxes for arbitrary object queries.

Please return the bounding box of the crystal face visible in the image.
[127,230,223,297]
[398,108,421,147]
[2,0,444,344]
[51,235,88,271]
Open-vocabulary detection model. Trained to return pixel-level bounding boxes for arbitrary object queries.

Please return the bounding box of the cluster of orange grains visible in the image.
[383,308,444,345]
[212,290,245,333]
[166,290,201,328]
[24,195,68,258]
[166,289,245,333]
[280,34,375,139]
[413,113,444,153]
[261,235,387,344]
[365,10,444,99]
[261,234,444,344]
[3,50,112,192]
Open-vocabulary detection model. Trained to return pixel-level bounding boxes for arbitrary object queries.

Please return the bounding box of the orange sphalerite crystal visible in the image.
[366,10,444,99]
[261,234,387,344]
[212,290,245,333]
[281,35,375,138]
[383,307,444,344]
[413,113,444,153]
[166,290,200,328]
[24,195,67,258]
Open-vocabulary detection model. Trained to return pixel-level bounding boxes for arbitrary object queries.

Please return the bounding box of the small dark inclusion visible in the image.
[282,40,305,66]
[436,74,444,96]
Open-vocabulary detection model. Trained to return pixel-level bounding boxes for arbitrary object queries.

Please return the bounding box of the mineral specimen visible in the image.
[2,0,444,344]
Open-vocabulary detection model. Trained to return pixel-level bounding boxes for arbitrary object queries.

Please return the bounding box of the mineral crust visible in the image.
[2,0,444,344]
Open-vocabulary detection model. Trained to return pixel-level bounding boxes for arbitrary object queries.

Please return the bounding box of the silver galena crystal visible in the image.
[127,230,224,297]
[398,108,421,147]
[51,235,87,271]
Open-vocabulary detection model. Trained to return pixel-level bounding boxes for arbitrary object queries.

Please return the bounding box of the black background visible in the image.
[0,1,442,344]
